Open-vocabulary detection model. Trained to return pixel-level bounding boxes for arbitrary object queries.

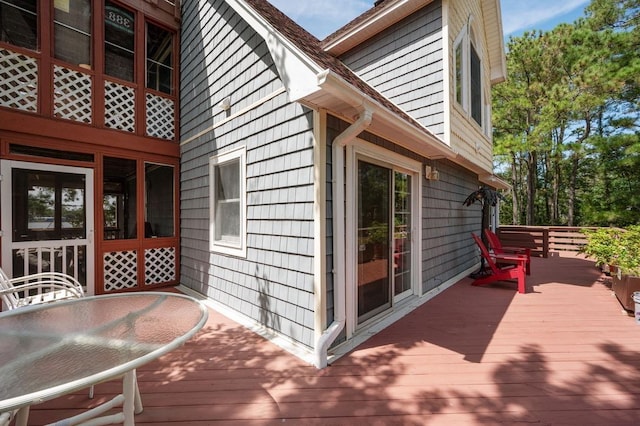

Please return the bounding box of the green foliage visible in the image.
[617,225,640,275]
[581,227,625,266]
[493,0,640,227]
[28,188,54,220]
[367,221,389,244]
[580,133,640,226]
[582,226,640,275]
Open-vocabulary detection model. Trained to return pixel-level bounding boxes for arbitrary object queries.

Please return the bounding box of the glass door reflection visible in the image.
[357,160,391,323]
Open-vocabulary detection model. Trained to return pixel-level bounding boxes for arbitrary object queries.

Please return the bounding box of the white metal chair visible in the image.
[0,267,142,413]
[0,267,85,310]
[0,267,87,423]
[0,267,105,406]
[0,411,12,426]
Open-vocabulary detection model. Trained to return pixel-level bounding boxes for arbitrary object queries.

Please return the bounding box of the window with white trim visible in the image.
[454,23,484,129]
[209,147,246,257]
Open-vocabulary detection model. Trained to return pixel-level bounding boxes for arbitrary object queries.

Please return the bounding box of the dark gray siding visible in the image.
[339,1,445,137]
[421,162,481,293]
[180,0,316,348]
[326,116,479,304]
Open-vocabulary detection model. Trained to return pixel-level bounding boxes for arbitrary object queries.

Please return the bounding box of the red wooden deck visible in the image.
[27,253,640,425]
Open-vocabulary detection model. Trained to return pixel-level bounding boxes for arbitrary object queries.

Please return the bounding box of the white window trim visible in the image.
[344,139,423,338]
[453,29,468,113]
[209,147,247,258]
[453,19,485,132]
[484,98,492,136]
[469,33,483,127]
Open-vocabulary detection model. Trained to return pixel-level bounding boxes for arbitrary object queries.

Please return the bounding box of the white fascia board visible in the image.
[224,0,323,101]
[323,0,434,55]
[481,174,511,190]
[452,152,510,189]
[317,70,456,161]
[316,69,372,110]
[484,0,507,84]
[491,67,507,85]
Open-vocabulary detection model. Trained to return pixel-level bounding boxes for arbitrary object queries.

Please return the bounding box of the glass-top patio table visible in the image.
[0,292,208,426]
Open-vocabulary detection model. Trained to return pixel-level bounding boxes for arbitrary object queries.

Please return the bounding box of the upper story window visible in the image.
[0,0,37,50]
[209,148,247,257]
[104,1,134,82]
[454,23,483,129]
[1,1,178,140]
[455,41,463,106]
[0,1,176,93]
[469,38,482,125]
[54,0,92,67]
[146,22,172,94]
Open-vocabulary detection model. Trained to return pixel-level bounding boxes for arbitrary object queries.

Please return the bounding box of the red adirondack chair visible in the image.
[484,229,531,275]
[471,233,528,294]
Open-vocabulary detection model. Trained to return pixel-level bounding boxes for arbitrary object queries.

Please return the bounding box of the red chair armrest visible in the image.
[494,254,527,263]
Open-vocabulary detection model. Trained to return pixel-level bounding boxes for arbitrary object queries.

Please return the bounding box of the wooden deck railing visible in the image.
[496,226,600,258]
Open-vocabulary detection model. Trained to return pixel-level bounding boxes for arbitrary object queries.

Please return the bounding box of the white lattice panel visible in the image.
[0,47,38,112]
[146,93,174,140]
[105,81,135,132]
[104,250,137,291]
[54,65,92,123]
[145,247,176,285]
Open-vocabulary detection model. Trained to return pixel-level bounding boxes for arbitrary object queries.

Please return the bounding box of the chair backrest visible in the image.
[0,267,85,310]
[484,229,504,253]
[471,233,500,274]
[0,267,21,309]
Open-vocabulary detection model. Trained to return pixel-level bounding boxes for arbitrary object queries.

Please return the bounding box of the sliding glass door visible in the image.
[357,161,392,322]
[357,159,414,324]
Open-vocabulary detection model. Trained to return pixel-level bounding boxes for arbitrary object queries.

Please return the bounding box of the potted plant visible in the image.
[616,226,640,273]
[612,226,640,311]
[581,227,624,274]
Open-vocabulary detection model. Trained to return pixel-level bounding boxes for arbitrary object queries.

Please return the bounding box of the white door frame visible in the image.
[344,140,422,337]
[0,160,95,295]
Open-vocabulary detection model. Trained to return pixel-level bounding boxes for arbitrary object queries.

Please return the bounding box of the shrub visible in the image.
[617,226,640,276]
[582,226,640,277]
[581,227,624,267]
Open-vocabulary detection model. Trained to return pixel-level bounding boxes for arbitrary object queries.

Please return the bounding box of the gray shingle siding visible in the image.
[327,116,480,303]
[422,162,481,292]
[180,0,281,142]
[180,0,316,348]
[339,1,445,137]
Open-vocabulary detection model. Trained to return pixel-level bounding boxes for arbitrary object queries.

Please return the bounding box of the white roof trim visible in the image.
[224,0,322,101]
[480,173,511,190]
[483,0,507,84]
[317,70,456,161]
[323,0,435,56]
[226,0,504,178]
[226,0,450,159]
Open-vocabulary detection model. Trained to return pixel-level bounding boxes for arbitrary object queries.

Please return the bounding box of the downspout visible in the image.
[313,107,373,368]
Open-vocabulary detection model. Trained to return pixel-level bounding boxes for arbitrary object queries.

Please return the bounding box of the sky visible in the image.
[269,0,591,41]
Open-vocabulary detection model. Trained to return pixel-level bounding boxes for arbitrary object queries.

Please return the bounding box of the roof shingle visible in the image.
[243,0,440,141]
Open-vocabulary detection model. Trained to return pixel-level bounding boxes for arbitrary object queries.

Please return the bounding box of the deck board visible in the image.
[25,253,640,425]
